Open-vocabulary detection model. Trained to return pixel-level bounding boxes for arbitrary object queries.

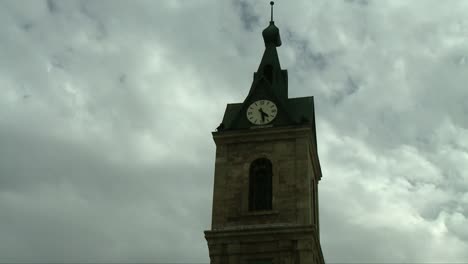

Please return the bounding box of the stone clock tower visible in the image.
[205,3,325,264]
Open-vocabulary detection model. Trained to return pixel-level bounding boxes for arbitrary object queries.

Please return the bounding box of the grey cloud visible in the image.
[232,0,260,31]
[1,0,468,263]
[46,0,58,14]
[78,0,108,41]
[285,29,330,71]
[344,0,369,6]
[329,75,361,104]
[0,122,212,262]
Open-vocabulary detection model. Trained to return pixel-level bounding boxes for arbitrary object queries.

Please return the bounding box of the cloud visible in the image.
[319,120,468,262]
[232,0,260,31]
[0,0,467,263]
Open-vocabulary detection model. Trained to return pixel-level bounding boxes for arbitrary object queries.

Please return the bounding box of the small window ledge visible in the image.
[243,210,279,217]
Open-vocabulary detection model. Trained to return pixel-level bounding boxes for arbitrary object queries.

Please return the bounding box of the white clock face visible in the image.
[246,100,278,125]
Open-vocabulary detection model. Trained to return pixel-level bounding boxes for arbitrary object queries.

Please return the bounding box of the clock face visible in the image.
[246,100,278,125]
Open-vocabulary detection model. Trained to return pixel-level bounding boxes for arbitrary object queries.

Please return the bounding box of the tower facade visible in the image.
[205,4,325,264]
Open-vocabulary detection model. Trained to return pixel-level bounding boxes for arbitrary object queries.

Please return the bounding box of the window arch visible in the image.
[249,158,273,211]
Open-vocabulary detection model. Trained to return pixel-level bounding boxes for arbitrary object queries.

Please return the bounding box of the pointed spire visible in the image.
[247,1,287,102]
[262,1,281,47]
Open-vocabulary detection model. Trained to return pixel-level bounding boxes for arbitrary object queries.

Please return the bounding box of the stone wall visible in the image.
[206,126,324,263]
[211,126,319,230]
[205,224,324,264]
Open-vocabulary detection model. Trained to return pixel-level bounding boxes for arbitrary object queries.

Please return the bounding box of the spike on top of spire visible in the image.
[262,1,282,47]
[270,1,274,22]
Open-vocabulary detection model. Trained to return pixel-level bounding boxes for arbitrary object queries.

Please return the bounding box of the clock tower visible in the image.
[205,2,325,263]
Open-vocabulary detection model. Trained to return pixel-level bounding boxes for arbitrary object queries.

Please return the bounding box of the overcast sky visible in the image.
[1,0,468,263]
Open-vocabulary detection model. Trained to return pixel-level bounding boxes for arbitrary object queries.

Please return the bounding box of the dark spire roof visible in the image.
[262,1,282,47]
[217,0,320,141]
[253,1,286,101]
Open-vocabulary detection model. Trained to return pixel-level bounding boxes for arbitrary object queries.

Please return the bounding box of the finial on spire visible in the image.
[270,1,274,22]
[262,0,281,47]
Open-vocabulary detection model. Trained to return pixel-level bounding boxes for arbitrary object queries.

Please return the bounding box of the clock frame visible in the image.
[246,99,278,125]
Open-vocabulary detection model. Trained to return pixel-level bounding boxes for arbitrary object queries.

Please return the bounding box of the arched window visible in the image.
[263,64,273,83]
[249,158,273,211]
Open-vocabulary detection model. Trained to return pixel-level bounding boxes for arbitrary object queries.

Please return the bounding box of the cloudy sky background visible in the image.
[1,0,468,263]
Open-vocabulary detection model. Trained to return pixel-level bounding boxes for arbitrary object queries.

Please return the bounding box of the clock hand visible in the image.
[258,108,265,122]
[258,108,269,122]
[259,108,269,117]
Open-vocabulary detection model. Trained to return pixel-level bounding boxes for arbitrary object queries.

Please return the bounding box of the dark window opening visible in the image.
[249,158,273,211]
[263,64,273,83]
